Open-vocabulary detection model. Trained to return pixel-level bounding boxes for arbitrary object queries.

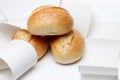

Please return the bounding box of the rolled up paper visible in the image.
[0,40,38,80]
[12,29,49,60]
[0,23,20,70]
[0,23,20,47]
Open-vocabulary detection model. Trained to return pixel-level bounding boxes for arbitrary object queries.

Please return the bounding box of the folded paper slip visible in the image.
[79,39,119,76]
[0,40,38,80]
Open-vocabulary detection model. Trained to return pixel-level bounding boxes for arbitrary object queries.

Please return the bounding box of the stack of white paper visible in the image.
[78,0,120,79]
[79,39,119,80]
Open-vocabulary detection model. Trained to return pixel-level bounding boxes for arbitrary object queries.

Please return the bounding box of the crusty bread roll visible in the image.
[12,29,32,42]
[50,29,84,64]
[27,5,73,36]
[12,29,49,60]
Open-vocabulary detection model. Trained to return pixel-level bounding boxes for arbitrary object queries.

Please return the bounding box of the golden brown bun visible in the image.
[12,29,32,41]
[12,29,49,60]
[27,5,73,36]
[50,29,84,64]
[29,36,48,60]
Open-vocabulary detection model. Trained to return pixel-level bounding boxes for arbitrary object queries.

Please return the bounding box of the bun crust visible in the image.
[27,5,73,36]
[12,29,32,41]
[12,29,49,60]
[50,29,84,64]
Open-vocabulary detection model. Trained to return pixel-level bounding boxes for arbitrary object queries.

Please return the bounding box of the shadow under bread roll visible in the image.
[12,29,49,60]
[50,29,84,64]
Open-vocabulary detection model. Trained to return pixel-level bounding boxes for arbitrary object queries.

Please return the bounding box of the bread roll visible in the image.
[12,29,49,60]
[12,29,32,41]
[27,5,73,36]
[50,29,84,64]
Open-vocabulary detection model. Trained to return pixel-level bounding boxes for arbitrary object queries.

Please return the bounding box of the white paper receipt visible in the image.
[0,40,38,80]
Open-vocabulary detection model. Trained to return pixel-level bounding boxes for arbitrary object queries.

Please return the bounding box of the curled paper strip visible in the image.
[0,23,20,47]
[0,40,38,80]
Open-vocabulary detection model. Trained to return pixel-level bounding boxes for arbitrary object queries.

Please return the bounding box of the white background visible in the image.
[0,0,120,80]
